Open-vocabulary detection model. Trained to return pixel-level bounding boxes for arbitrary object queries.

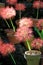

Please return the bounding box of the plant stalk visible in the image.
[10,53,16,65]
[19,10,21,19]
[10,18,15,32]
[36,0,40,19]
[26,40,31,50]
[5,19,10,28]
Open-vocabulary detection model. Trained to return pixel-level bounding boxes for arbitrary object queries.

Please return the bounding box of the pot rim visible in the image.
[25,50,41,56]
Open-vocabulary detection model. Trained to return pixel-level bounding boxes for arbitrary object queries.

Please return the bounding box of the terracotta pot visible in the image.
[5,29,19,44]
[24,50,41,65]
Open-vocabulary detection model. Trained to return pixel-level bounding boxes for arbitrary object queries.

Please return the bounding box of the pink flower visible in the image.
[19,18,33,28]
[36,19,43,30]
[0,43,15,56]
[6,0,17,5]
[33,1,40,8]
[0,7,5,16]
[31,38,43,49]
[15,3,26,11]
[33,1,43,8]
[14,26,33,42]
[0,6,16,19]
[40,1,43,8]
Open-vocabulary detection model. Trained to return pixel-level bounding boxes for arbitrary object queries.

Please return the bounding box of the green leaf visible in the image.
[34,27,42,38]
[41,30,43,39]
[26,40,31,50]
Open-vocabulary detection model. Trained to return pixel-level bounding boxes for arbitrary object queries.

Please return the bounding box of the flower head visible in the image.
[33,1,40,8]
[36,19,43,30]
[31,38,43,49]
[6,0,17,5]
[0,42,15,56]
[19,18,33,28]
[15,3,26,11]
[40,1,43,8]
[0,6,16,19]
[15,26,33,42]
[33,1,43,8]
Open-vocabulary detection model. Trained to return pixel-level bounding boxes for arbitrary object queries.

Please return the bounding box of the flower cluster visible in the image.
[33,1,43,8]
[36,19,43,30]
[0,0,43,52]
[0,6,16,19]
[14,17,43,50]
[19,18,33,27]
[14,18,33,42]
[0,39,15,56]
[6,0,17,5]
[31,38,43,49]
[0,1,43,65]
[15,3,26,11]
[15,26,33,42]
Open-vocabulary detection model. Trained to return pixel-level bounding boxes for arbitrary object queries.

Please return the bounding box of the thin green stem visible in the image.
[10,53,16,65]
[36,7,39,19]
[10,18,15,32]
[26,40,31,50]
[5,19,10,28]
[36,0,40,19]
[19,10,21,19]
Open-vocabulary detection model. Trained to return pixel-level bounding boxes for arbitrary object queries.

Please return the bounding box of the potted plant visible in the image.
[25,50,41,65]
[12,17,42,65]
[24,2,43,64]
[24,18,43,65]
[24,38,42,65]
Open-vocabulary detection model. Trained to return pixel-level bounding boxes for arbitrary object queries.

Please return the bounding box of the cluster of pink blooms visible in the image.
[33,1,43,8]
[19,18,33,27]
[0,3,26,19]
[14,17,43,49]
[0,6,16,19]
[15,26,33,42]
[31,38,43,49]
[15,3,26,11]
[36,19,43,30]
[0,39,15,56]
[6,0,17,5]
[0,0,43,52]
[14,18,33,42]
